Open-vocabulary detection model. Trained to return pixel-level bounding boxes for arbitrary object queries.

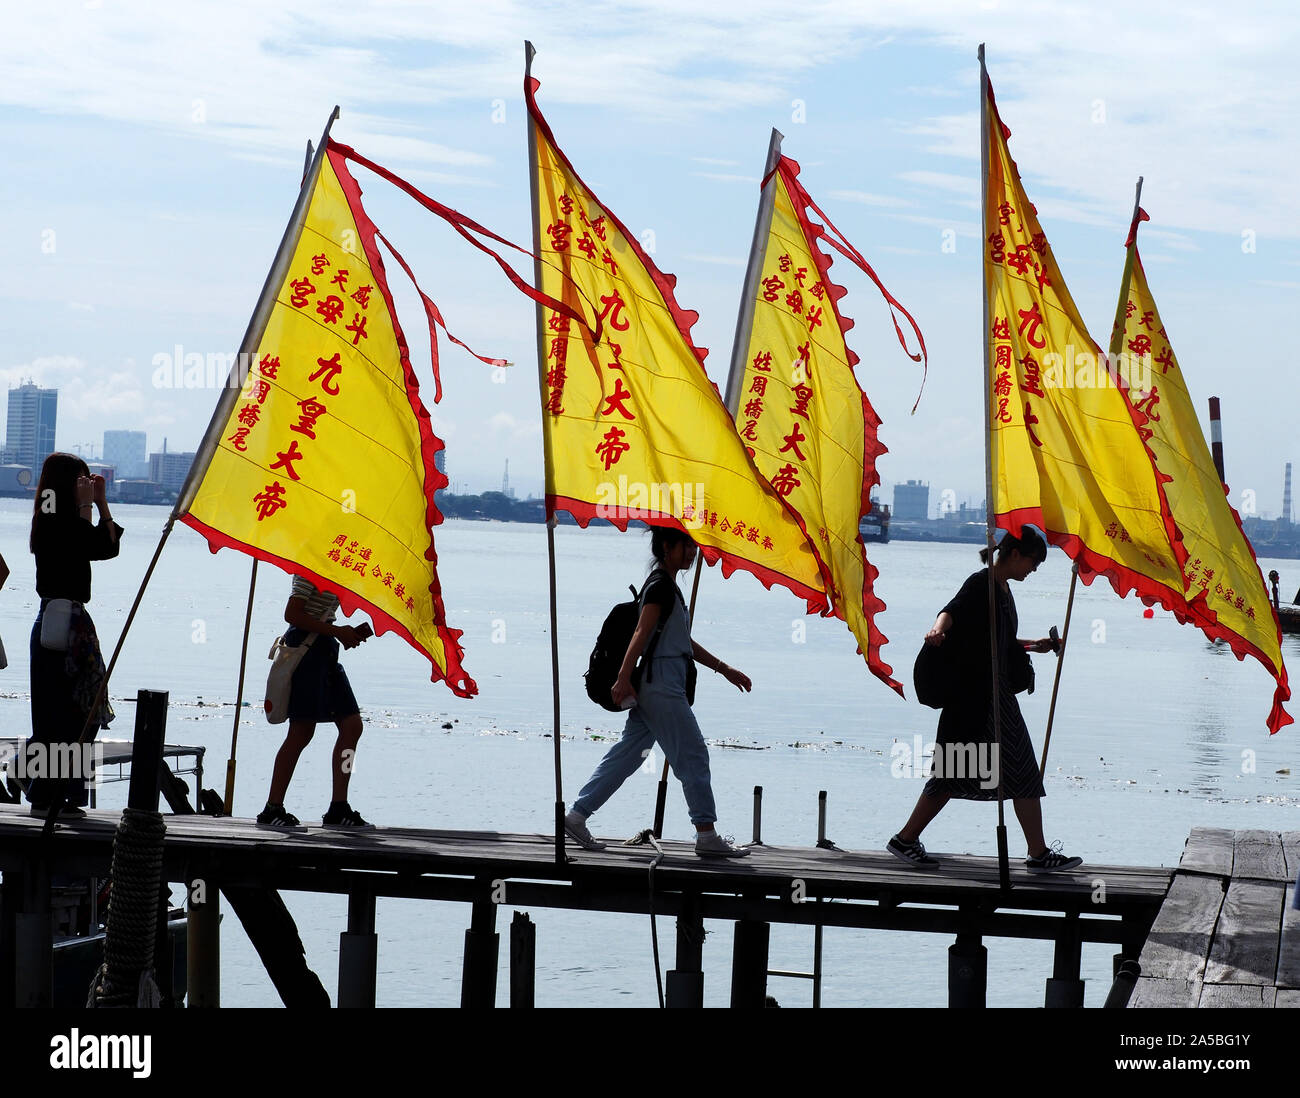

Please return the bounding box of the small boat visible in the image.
[860,500,890,543]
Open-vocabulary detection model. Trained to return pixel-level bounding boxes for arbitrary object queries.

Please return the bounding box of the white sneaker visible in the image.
[695,830,750,858]
[564,810,606,851]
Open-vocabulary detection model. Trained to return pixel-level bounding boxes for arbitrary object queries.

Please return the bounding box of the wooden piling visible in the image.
[730,918,770,1007]
[338,887,377,1008]
[186,882,220,1007]
[666,894,704,1007]
[461,877,499,1008]
[948,929,987,1008]
[1044,910,1085,1007]
[509,911,536,1008]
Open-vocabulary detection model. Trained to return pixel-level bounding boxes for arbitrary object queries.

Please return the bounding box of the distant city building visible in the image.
[149,450,196,496]
[6,382,57,477]
[104,430,148,480]
[893,479,930,521]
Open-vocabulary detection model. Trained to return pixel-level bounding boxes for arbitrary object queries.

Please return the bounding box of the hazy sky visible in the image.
[3,0,1297,515]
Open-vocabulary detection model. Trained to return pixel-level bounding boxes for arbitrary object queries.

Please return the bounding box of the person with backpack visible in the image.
[565,526,752,857]
[888,528,1083,874]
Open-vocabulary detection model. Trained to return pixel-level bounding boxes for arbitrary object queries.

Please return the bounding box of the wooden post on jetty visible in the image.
[461,876,499,1007]
[13,865,52,1008]
[338,887,378,1008]
[666,893,705,1007]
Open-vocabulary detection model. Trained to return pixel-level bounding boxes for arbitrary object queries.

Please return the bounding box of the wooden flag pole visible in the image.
[978,43,1011,892]
[649,128,785,840]
[223,139,316,816]
[524,42,567,866]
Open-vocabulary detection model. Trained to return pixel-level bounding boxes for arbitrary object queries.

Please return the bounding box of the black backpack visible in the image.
[585,576,671,711]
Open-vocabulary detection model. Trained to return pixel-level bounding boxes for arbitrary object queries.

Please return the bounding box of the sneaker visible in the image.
[322,802,374,829]
[695,831,750,858]
[1026,841,1083,874]
[255,803,301,828]
[564,810,606,852]
[887,833,940,869]
[30,804,87,820]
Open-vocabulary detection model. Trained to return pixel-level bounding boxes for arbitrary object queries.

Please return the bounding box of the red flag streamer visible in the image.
[769,160,929,412]
[376,230,507,405]
[330,140,602,347]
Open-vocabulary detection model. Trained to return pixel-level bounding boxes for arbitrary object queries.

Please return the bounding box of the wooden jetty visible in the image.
[1130,827,1300,1007]
[0,801,1173,1007]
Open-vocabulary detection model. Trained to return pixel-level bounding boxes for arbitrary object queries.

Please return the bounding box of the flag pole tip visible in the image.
[331,106,340,121]
[977,42,985,61]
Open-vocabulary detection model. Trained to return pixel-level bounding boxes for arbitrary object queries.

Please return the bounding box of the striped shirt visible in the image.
[290,576,339,623]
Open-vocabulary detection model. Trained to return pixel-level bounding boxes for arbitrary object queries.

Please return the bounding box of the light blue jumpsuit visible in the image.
[573,573,717,826]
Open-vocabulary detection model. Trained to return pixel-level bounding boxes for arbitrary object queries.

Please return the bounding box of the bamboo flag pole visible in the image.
[524,42,567,866]
[649,128,785,840]
[42,111,341,837]
[223,139,315,815]
[1038,561,1077,779]
[978,44,1011,892]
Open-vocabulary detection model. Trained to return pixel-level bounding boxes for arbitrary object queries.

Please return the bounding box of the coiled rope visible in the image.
[87,807,166,1007]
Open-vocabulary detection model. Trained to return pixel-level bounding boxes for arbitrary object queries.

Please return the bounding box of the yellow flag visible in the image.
[733,156,900,692]
[983,74,1188,612]
[1113,211,1290,731]
[179,143,475,696]
[526,78,828,608]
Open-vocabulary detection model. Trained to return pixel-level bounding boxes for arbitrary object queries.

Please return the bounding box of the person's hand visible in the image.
[75,476,94,508]
[924,625,947,646]
[1028,637,1054,653]
[721,664,751,693]
[611,674,636,707]
[334,625,362,649]
[91,475,107,507]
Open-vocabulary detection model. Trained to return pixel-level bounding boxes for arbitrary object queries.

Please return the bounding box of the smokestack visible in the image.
[1285,462,1293,526]
[1208,397,1225,486]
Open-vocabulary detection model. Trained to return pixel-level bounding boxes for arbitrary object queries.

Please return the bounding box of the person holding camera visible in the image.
[26,454,120,818]
[257,575,373,829]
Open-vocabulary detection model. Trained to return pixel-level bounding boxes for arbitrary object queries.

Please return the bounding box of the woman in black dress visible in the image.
[888,528,1082,873]
[26,454,122,818]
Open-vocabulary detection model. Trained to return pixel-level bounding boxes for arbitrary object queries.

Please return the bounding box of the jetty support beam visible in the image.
[338,886,377,1008]
[666,894,704,1007]
[13,867,52,1008]
[461,876,499,1008]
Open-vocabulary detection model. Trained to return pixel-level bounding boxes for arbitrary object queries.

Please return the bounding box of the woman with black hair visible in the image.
[565,527,752,857]
[26,453,122,818]
[888,528,1083,873]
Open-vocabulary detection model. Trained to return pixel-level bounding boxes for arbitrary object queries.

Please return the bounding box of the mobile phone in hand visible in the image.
[355,622,374,641]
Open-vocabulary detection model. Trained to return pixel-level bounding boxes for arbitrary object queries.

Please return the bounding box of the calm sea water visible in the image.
[5,499,1298,1007]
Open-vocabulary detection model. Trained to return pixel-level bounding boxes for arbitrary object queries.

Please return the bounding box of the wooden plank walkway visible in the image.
[0,804,1168,934]
[1130,828,1300,1008]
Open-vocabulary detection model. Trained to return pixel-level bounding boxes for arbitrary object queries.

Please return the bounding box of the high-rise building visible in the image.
[6,382,57,475]
[149,448,196,495]
[893,479,930,521]
[104,430,148,480]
